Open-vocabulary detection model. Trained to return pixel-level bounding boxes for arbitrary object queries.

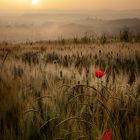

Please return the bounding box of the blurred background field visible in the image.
[0,10,140,42]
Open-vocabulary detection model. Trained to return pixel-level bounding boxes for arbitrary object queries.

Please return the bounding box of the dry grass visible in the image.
[0,40,140,140]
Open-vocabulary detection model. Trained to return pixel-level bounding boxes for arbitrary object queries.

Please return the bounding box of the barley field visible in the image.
[0,39,140,140]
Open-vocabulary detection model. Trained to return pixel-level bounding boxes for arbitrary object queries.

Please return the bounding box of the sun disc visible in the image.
[32,0,39,5]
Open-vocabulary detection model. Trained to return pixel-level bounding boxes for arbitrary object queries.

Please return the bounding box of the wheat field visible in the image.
[0,39,140,140]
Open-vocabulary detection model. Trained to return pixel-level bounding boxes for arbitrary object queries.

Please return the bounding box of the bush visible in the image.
[120,29,132,42]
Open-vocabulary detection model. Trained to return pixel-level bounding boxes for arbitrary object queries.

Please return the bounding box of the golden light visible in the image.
[32,0,40,5]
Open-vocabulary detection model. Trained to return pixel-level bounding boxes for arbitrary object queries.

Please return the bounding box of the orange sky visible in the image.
[0,0,140,10]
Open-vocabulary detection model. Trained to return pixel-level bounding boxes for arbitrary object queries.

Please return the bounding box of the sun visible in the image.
[32,0,40,5]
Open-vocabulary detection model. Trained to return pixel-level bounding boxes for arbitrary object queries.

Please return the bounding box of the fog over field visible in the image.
[0,10,140,42]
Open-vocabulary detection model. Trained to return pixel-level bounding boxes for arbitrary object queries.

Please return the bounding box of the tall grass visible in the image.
[0,39,140,140]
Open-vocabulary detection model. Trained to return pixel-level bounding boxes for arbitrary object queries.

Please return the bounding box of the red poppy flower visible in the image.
[103,129,112,140]
[95,69,106,78]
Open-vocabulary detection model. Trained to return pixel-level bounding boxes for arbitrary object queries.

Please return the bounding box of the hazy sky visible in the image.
[0,0,140,10]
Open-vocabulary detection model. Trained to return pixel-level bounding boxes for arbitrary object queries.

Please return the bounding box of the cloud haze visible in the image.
[0,0,140,10]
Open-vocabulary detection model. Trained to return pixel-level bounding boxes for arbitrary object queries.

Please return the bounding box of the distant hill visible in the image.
[0,10,140,42]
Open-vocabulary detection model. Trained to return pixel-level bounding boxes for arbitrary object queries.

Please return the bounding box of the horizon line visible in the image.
[0,8,140,12]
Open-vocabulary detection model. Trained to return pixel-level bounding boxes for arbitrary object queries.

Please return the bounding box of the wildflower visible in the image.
[103,129,112,140]
[95,69,106,78]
